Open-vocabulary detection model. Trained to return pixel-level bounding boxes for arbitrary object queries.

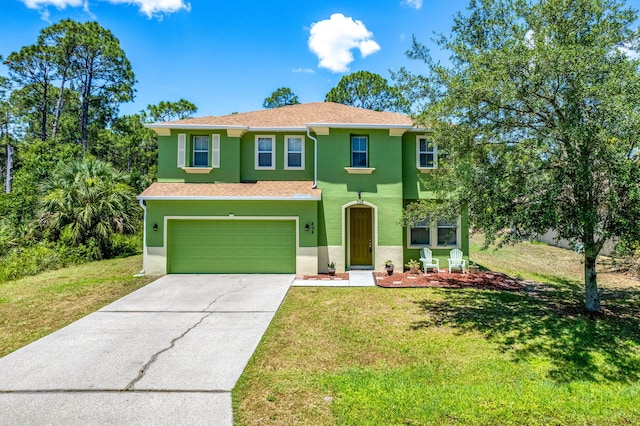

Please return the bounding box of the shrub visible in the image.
[0,243,63,282]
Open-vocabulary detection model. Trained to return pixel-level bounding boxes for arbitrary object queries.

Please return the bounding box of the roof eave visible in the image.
[306,123,413,129]
[145,123,420,131]
[137,195,321,201]
[145,123,249,130]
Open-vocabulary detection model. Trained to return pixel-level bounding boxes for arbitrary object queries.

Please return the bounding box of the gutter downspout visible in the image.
[306,126,318,188]
[134,199,146,277]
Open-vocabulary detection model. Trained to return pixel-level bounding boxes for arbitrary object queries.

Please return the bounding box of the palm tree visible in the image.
[38,157,140,257]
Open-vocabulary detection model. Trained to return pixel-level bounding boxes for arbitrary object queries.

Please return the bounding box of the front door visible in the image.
[350,207,372,266]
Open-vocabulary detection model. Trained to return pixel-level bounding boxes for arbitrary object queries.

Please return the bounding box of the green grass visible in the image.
[233,237,640,425]
[0,254,156,357]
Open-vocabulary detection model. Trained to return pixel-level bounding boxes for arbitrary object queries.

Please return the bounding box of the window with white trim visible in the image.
[437,219,458,246]
[417,136,437,169]
[407,217,460,248]
[255,135,275,169]
[409,219,430,246]
[193,135,209,167]
[351,135,368,167]
[285,135,304,169]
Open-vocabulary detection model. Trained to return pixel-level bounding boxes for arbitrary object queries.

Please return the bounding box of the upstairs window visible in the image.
[285,136,304,169]
[351,136,368,167]
[417,136,437,169]
[193,136,209,167]
[255,135,275,170]
[178,133,218,170]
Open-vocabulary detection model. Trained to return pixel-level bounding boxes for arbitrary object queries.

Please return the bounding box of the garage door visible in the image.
[167,219,296,273]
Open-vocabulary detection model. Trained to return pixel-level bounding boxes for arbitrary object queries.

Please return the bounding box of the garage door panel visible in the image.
[167,220,296,273]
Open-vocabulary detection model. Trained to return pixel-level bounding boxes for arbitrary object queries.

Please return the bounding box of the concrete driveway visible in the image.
[0,274,293,425]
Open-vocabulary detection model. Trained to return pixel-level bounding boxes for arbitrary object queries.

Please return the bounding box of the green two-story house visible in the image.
[138,102,469,275]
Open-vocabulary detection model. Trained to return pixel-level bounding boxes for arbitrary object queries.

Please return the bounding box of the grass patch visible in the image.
[234,237,640,425]
[0,254,156,357]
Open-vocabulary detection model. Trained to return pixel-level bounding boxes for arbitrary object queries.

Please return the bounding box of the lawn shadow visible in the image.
[411,279,640,383]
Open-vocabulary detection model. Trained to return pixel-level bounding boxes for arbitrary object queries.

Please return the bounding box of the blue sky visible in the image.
[1,0,639,117]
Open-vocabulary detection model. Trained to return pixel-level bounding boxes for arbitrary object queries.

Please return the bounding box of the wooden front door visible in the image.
[350,208,372,266]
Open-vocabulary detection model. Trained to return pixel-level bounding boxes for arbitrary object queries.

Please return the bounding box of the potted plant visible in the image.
[384,260,394,275]
[469,262,480,274]
[327,261,336,276]
[405,258,420,274]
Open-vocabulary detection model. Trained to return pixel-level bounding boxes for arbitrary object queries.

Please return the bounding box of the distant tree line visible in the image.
[263,70,409,113]
[0,19,197,280]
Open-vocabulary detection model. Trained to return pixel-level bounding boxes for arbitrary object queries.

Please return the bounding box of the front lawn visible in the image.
[233,238,640,425]
[0,255,156,357]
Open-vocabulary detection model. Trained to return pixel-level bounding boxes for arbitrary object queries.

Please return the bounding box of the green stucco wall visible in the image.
[402,132,440,199]
[315,128,404,248]
[156,130,314,183]
[239,133,314,182]
[157,130,241,183]
[145,199,318,248]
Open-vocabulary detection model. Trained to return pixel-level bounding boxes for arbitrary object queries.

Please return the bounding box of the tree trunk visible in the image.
[52,73,68,140]
[5,144,13,194]
[41,83,48,141]
[80,70,92,151]
[584,245,601,312]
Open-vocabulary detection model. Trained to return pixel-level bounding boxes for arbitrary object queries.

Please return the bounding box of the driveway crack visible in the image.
[124,311,211,391]
[124,280,251,391]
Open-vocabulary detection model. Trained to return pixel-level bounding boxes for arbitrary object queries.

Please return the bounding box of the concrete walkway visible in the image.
[292,270,377,287]
[0,274,293,426]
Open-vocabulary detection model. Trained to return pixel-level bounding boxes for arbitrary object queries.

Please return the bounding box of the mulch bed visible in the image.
[375,270,524,291]
[298,270,523,291]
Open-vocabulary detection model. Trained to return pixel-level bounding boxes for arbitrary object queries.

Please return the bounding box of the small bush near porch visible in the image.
[233,236,640,425]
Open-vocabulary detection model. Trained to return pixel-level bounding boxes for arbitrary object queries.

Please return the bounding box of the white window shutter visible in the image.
[177,133,186,168]
[211,134,220,168]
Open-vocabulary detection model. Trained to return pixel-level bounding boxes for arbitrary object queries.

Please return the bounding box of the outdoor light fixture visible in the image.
[357,191,363,204]
[153,223,158,232]
[305,223,310,232]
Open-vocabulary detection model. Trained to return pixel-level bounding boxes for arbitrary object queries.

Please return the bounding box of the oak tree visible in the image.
[400,0,640,312]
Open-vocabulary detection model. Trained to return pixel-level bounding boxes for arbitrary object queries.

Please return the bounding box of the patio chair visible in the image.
[419,248,440,273]
[448,249,467,273]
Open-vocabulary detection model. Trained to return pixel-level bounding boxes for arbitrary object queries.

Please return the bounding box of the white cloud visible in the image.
[20,0,190,18]
[617,43,640,59]
[308,13,381,73]
[22,0,84,8]
[401,0,423,10]
[292,68,315,74]
[524,29,535,49]
[106,0,190,18]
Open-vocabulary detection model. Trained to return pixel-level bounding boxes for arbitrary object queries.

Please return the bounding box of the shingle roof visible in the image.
[138,181,321,200]
[150,102,413,129]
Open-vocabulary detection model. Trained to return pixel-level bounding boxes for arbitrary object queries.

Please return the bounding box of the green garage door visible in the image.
[167,219,296,273]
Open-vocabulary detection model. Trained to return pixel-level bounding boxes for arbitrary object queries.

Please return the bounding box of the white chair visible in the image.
[448,249,466,273]
[419,248,440,273]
